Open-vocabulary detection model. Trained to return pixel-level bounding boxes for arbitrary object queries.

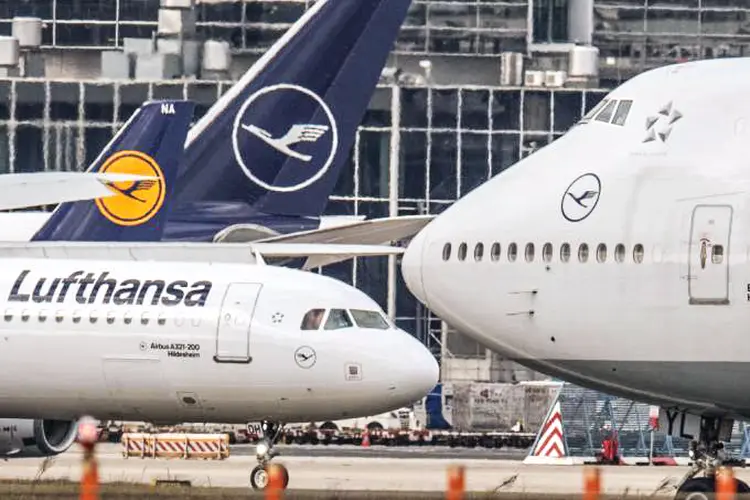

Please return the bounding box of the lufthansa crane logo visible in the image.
[561,173,601,222]
[294,345,316,369]
[95,150,165,226]
[231,83,339,193]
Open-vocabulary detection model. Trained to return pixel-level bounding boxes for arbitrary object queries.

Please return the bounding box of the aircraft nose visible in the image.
[394,330,439,400]
[402,226,428,306]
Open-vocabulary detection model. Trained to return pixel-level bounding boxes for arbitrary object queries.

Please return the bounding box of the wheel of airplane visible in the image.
[675,477,750,499]
[250,464,290,490]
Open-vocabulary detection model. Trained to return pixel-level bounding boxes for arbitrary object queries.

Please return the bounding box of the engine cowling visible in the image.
[0,419,78,457]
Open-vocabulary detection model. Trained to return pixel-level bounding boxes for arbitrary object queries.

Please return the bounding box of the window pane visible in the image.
[350,310,389,330]
[324,309,353,330]
[301,309,325,330]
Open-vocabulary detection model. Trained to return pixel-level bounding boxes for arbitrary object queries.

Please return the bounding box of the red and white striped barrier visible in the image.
[121,433,229,460]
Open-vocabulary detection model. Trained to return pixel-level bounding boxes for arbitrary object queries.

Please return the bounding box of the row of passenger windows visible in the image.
[1,309,202,326]
[442,242,725,265]
[301,308,391,331]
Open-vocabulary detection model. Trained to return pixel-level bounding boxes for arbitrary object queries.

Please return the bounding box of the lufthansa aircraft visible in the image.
[0,0,429,249]
[0,258,437,489]
[0,99,436,491]
[402,58,750,497]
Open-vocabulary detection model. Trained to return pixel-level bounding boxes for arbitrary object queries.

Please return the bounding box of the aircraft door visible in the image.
[215,283,262,363]
[688,205,732,305]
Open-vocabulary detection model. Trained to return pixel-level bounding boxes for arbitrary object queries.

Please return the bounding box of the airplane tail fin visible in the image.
[174,0,413,218]
[31,100,195,242]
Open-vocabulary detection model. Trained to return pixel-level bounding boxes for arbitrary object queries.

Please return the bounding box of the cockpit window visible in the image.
[324,309,353,330]
[301,308,325,330]
[595,100,618,123]
[611,100,633,126]
[581,98,608,123]
[349,309,389,330]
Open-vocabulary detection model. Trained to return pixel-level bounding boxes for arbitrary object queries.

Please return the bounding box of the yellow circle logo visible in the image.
[95,150,165,226]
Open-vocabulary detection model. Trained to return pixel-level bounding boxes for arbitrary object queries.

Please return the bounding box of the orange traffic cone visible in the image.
[583,467,601,500]
[446,465,465,500]
[716,467,736,500]
[361,431,370,447]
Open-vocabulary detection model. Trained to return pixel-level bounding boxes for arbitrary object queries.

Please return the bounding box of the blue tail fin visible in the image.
[175,0,412,218]
[31,100,195,242]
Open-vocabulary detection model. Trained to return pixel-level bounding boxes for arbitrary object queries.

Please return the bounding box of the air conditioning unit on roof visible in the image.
[524,70,544,87]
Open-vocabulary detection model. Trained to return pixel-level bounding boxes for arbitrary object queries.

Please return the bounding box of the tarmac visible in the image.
[1,443,748,496]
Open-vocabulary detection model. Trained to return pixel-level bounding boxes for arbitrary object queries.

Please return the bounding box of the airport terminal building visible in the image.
[0,0,745,381]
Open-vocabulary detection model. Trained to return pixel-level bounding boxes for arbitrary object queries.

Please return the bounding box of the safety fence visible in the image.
[121,432,230,460]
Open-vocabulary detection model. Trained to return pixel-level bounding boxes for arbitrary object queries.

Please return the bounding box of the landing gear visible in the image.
[674,416,749,500]
[250,421,289,491]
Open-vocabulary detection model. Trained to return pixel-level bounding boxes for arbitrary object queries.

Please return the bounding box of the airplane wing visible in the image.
[214,215,434,268]
[251,242,404,269]
[255,215,434,245]
[0,242,403,270]
[0,172,157,211]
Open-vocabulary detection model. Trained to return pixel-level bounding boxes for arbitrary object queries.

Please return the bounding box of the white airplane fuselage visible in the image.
[403,57,750,420]
[0,257,437,425]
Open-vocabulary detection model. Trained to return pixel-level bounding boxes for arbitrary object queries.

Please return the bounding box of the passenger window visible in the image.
[542,243,553,263]
[458,243,467,261]
[72,311,81,323]
[508,243,517,262]
[21,310,29,322]
[560,243,571,263]
[525,243,535,262]
[350,309,389,330]
[633,244,644,263]
[578,243,589,263]
[55,310,64,323]
[490,243,501,261]
[38,310,47,323]
[3,310,11,322]
[614,244,626,263]
[106,311,116,325]
[595,100,618,122]
[712,245,724,264]
[301,308,325,330]
[611,100,633,126]
[124,312,133,325]
[158,312,166,326]
[89,311,98,324]
[474,243,484,262]
[596,244,607,263]
[141,312,150,325]
[442,243,451,261]
[324,309,353,330]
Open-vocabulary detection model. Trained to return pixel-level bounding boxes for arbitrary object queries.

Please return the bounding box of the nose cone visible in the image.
[392,330,439,402]
[402,227,428,306]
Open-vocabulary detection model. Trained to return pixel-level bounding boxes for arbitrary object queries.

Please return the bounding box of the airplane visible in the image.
[0,0,431,250]
[401,57,750,497]
[0,97,432,493]
[0,256,438,489]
